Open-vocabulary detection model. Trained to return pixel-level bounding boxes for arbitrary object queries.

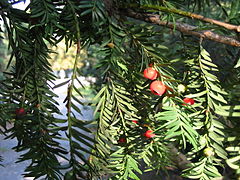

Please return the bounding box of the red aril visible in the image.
[183,98,195,105]
[118,137,126,143]
[143,67,158,80]
[150,80,166,96]
[132,120,138,124]
[15,108,26,116]
[143,130,156,138]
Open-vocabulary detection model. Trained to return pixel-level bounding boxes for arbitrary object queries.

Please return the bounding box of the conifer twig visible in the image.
[120,9,240,47]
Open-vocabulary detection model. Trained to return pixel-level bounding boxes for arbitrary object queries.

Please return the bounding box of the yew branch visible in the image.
[126,4,240,33]
[120,9,240,47]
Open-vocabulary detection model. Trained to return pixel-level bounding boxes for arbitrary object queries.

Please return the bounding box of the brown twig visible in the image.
[120,9,240,47]
[126,4,240,32]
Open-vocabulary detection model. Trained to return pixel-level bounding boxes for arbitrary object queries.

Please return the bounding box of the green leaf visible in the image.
[215,109,240,117]
[200,59,218,68]
[53,80,70,89]
[229,0,240,19]
[186,90,207,98]
[208,91,227,104]
[234,57,240,68]
[226,156,240,169]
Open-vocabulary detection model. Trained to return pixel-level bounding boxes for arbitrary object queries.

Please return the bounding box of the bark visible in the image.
[120,9,240,47]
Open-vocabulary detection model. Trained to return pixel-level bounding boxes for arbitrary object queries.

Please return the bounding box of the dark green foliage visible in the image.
[0,0,240,179]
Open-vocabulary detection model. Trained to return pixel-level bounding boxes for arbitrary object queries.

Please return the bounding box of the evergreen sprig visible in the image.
[1,0,240,179]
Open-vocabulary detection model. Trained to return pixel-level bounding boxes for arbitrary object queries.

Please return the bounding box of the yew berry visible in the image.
[118,137,127,143]
[132,120,138,124]
[183,98,195,105]
[150,80,166,96]
[15,108,26,116]
[143,130,156,138]
[143,67,158,80]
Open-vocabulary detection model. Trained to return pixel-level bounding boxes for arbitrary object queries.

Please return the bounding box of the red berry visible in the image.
[150,80,166,96]
[118,137,126,143]
[183,98,195,105]
[143,67,158,80]
[143,130,156,138]
[132,120,138,124]
[15,108,26,116]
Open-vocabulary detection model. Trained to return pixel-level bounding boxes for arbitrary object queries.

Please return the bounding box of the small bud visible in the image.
[177,84,187,93]
[203,147,214,157]
[107,42,115,48]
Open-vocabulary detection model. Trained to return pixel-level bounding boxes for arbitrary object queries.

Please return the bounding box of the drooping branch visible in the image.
[120,9,240,47]
[125,4,240,33]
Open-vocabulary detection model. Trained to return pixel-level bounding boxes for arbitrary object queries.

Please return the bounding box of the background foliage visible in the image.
[1,0,240,179]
